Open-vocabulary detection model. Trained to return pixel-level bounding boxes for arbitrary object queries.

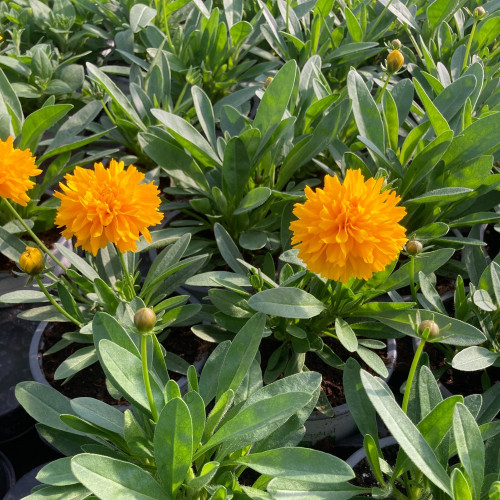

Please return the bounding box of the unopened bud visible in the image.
[406,240,423,256]
[392,39,402,50]
[19,246,44,275]
[264,76,273,88]
[386,49,404,73]
[418,320,440,339]
[134,307,157,334]
[474,6,485,18]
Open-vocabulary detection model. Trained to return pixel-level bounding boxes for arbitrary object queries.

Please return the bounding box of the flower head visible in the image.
[0,137,41,206]
[54,159,163,255]
[290,170,407,283]
[386,49,404,73]
[19,246,44,275]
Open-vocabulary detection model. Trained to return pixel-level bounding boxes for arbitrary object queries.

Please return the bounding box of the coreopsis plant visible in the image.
[0,158,208,381]
[188,171,486,393]
[342,328,500,499]
[15,314,366,499]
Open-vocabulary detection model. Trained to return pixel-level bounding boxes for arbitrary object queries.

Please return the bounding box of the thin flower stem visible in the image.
[117,249,136,299]
[3,199,68,272]
[404,25,423,59]
[462,19,478,73]
[401,336,426,414]
[375,72,390,104]
[35,276,83,326]
[142,334,159,422]
[409,256,418,305]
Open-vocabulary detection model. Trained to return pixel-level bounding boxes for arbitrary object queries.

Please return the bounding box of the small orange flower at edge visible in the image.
[0,137,41,206]
[290,170,407,283]
[54,159,164,255]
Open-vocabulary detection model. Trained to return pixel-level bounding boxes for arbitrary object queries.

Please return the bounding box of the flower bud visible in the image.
[406,240,423,256]
[19,246,44,275]
[418,320,440,339]
[264,76,273,88]
[474,6,485,18]
[134,307,157,334]
[386,49,404,73]
[489,481,500,500]
[391,39,402,50]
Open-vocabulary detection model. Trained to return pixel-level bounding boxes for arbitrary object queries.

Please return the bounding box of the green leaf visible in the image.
[68,399,123,441]
[87,63,145,130]
[55,243,99,280]
[54,346,98,380]
[155,398,193,497]
[36,457,78,486]
[23,484,90,499]
[195,392,311,458]
[214,223,246,275]
[199,342,231,405]
[71,454,167,499]
[236,447,354,483]
[365,309,485,346]
[384,249,454,291]
[130,4,156,33]
[406,187,472,204]
[233,187,272,215]
[360,371,452,495]
[344,6,363,42]
[335,318,358,352]
[20,104,72,153]
[0,290,48,304]
[222,137,251,203]
[192,86,216,149]
[427,0,467,33]
[15,381,77,433]
[216,313,265,400]
[452,347,498,371]
[453,403,485,498]
[151,109,220,167]
[249,288,325,319]
[451,468,473,500]
[347,70,384,154]
[253,60,297,137]
[267,478,367,498]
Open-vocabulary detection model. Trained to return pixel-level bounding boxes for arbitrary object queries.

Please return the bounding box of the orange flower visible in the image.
[54,159,163,255]
[290,170,407,283]
[0,137,41,206]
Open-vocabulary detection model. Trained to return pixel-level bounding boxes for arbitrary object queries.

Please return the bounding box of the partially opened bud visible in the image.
[134,307,157,334]
[19,246,44,275]
[406,240,423,256]
[264,76,273,88]
[386,49,404,73]
[474,6,485,18]
[418,320,440,339]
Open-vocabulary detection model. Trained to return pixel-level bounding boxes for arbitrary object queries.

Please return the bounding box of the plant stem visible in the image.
[142,334,159,421]
[117,249,136,299]
[462,19,478,72]
[375,72,391,104]
[401,336,426,413]
[3,198,68,272]
[35,276,83,326]
[409,255,418,304]
[404,25,423,59]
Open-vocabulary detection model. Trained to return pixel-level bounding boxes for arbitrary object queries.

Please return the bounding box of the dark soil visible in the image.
[352,444,401,488]
[483,224,500,260]
[40,322,128,406]
[258,336,390,408]
[424,342,500,396]
[39,322,214,400]
[0,253,16,274]
[162,329,214,381]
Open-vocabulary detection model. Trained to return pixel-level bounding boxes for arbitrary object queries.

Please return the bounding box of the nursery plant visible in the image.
[15,313,367,499]
[342,321,500,498]
[188,170,486,400]
[0,156,206,382]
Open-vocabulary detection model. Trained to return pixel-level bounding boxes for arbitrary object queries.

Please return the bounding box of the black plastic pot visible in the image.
[0,452,16,498]
[3,463,44,500]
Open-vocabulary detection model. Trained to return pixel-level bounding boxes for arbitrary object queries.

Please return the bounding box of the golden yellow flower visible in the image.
[19,246,44,275]
[290,170,407,283]
[386,49,404,73]
[0,137,41,206]
[54,159,164,255]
